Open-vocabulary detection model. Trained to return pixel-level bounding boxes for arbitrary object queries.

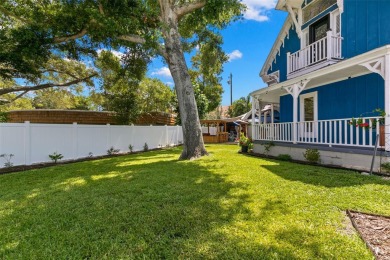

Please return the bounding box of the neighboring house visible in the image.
[250,0,390,171]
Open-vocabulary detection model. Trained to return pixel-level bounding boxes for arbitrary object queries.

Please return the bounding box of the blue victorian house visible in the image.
[250,0,390,171]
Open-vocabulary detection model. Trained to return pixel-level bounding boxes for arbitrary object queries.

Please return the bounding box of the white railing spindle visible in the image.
[288,34,343,74]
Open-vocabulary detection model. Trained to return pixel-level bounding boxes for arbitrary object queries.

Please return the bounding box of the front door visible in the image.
[300,92,318,140]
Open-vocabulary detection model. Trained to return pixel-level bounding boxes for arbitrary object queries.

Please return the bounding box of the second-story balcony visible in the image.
[287,31,343,79]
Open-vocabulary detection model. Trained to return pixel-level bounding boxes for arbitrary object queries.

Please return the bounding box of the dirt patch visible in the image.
[347,210,390,260]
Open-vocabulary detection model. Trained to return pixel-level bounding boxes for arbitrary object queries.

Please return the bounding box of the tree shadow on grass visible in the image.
[0,150,367,259]
[257,158,390,188]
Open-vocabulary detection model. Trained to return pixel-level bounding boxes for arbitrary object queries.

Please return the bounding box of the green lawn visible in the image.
[0,145,389,259]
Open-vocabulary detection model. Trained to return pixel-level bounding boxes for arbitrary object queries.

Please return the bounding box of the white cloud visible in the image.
[242,0,277,22]
[151,67,172,78]
[97,49,124,59]
[228,50,243,62]
[166,81,174,86]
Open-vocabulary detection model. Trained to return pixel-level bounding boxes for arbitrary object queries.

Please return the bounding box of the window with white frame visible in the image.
[301,8,341,49]
[299,92,318,137]
[265,71,280,86]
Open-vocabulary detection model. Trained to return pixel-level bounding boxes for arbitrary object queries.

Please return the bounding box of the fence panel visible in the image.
[0,123,25,166]
[0,122,183,168]
[30,124,74,164]
[77,125,111,157]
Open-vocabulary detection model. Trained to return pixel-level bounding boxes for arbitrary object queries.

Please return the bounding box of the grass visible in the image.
[0,144,389,259]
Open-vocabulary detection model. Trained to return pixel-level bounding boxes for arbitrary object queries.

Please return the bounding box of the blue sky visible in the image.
[147,0,288,106]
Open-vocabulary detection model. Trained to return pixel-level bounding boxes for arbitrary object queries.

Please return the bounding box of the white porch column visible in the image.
[360,56,389,150]
[385,54,390,151]
[292,88,299,144]
[251,96,256,139]
[285,80,309,144]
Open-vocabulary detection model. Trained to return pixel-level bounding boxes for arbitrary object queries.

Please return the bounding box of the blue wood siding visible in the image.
[342,0,390,58]
[267,27,300,82]
[279,73,384,123]
[265,0,390,85]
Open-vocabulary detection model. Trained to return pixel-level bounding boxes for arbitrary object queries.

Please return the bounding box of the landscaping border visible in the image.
[0,146,181,175]
[346,209,390,260]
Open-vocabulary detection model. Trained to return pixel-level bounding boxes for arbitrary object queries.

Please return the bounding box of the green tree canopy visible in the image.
[228,96,251,118]
[0,0,245,159]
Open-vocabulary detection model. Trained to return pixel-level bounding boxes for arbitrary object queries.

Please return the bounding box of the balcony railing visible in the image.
[287,31,343,75]
[253,117,383,148]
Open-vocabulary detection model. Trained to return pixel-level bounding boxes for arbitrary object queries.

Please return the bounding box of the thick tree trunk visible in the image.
[160,2,208,160]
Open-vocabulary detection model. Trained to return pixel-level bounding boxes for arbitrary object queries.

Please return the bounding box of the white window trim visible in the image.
[330,9,341,37]
[301,28,309,48]
[299,91,318,138]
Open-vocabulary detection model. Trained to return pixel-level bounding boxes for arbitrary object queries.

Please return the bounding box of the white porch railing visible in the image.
[287,32,343,75]
[253,117,383,148]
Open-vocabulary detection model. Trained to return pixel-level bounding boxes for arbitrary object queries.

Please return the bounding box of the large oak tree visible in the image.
[0,0,244,159]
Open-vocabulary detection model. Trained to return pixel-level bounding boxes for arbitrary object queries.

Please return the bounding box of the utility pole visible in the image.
[227,73,233,105]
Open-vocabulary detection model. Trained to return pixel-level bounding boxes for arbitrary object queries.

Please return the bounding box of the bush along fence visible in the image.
[0,122,183,168]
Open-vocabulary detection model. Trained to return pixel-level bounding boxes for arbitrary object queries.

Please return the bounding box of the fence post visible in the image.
[176,125,180,145]
[0,123,2,156]
[72,122,78,159]
[165,125,169,147]
[106,123,111,150]
[24,121,31,165]
[130,124,135,151]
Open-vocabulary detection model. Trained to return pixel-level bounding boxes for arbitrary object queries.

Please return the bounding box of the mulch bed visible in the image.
[347,210,390,259]
[0,146,176,175]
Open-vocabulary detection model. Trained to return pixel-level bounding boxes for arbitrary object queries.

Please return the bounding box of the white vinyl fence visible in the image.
[0,122,183,168]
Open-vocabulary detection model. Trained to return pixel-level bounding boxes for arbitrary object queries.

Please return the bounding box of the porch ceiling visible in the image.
[251,45,390,101]
[306,65,369,90]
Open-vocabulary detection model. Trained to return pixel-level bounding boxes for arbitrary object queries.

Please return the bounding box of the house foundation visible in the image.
[253,141,387,173]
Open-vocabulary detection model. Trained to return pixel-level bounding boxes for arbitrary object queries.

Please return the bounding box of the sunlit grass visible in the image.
[0,144,389,259]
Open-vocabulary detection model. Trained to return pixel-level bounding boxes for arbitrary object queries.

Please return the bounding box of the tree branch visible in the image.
[0,73,98,96]
[53,28,88,43]
[98,2,104,14]
[40,68,80,79]
[0,5,29,23]
[117,35,146,44]
[175,1,206,20]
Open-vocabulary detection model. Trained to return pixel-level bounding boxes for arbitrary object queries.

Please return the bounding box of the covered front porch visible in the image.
[251,45,390,152]
[253,116,385,149]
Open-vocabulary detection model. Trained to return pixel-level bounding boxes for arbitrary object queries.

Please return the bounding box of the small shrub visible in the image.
[107,147,120,155]
[277,154,292,161]
[263,141,275,156]
[128,144,134,153]
[381,162,390,172]
[248,142,254,153]
[0,153,14,167]
[303,149,320,163]
[49,152,63,163]
[0,112,8,123]
[143,143,149,152]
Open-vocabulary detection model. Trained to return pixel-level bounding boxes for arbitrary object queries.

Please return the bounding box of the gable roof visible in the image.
[259,17,293,80]
[259,0,307,82]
